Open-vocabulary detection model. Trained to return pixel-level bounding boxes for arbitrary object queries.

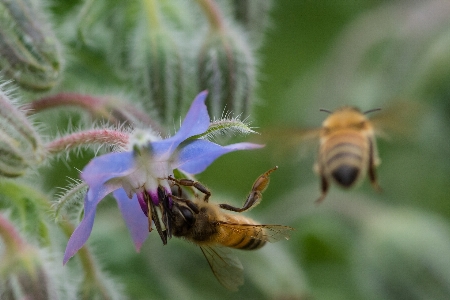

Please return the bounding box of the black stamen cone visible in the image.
[332,165,359,187]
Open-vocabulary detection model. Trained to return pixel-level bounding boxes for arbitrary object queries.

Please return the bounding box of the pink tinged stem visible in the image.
[23,93,165,132]
[46,129,129,155]
[0,213,27,255]
[23,93,106,115]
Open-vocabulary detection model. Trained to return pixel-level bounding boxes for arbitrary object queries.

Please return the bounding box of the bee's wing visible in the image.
[200,245,244,291]
[257,224,295,243]
[218,222,295,243]
[370,100,425,139]
[259,127,321,161]
[262,126,321,145]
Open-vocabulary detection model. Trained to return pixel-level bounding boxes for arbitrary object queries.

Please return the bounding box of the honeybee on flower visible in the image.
[63,91,263,264]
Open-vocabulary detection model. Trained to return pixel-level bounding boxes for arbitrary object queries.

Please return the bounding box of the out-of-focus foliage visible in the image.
[0,0,450,299]
[0,0,62,91]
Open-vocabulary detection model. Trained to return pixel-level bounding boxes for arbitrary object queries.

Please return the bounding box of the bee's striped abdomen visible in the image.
[321,132,369,188]
[219,216,267,250]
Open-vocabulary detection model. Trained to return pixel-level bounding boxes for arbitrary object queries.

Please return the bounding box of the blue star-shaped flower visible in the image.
[64,91,262,263]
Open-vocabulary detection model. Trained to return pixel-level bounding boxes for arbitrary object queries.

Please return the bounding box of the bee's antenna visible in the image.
[364,108,381,115]
[319,109,332,114]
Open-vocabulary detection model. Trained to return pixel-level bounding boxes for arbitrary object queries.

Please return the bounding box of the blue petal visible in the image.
[81,151,135,188]
[174,140,264,174]
[113,189,149,251]
[63,181,120,264]
[152,91,210,156]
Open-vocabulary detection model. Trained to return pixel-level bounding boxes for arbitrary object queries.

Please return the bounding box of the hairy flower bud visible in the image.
[198,24,255,120]
[132,1,187,125]
[0,215,58,300]
[232,0,273,48]
[0,0,62,91]
[0,86,43,176]
[1,254,53,300]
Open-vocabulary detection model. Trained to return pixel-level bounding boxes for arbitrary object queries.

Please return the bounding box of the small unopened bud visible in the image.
[0,0,62,91]
[352,209,450,299]
[197,1,256,119]
[0,86,43,176]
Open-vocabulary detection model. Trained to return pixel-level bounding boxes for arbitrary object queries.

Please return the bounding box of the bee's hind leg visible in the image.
[220,166,278,213]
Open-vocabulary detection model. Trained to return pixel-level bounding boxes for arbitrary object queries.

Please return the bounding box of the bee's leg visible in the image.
[158,187,173,239]
[219,166,278,213]
[168,176,211,202]
[170,194,200,214]
[167,176,181,193]
[368,159,382,192]
[368,141,382,192]
[315,175,328,204]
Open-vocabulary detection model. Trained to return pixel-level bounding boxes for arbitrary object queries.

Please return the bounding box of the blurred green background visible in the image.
[4,0,450,299]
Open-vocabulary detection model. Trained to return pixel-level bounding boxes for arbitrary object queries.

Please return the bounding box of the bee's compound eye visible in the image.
[179,206,195,226]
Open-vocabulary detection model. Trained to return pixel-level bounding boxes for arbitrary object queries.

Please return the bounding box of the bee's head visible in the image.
[321,106,378,132]
[170,201,198,236]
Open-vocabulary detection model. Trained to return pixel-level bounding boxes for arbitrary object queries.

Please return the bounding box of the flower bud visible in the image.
[352,209,450,299]
[0,131,30,177]
[198,26,255,119]
[0,87,43,177]
[0,215,58,300]
[232,0,273,48]
[132,20,186,125]
[1,252,54,300]
[0,0,62,91]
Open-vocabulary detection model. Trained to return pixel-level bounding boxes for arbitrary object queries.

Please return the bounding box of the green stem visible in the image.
[58,218,111,299]
[196,0,225,32]
[29,189,111,297]
[142,0,160,29]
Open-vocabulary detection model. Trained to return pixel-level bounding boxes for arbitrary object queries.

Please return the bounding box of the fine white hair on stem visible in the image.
[52,178,88,222]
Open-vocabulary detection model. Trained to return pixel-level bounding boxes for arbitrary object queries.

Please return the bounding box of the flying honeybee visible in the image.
[315,106,382,203]
[168,167,294,291]
[262,101,423,203]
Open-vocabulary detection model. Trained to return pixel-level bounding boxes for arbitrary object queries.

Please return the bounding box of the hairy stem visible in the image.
[24,93,164,131]
[46,129,129,154]
[58,218,111,299]
[23,93,107,116]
